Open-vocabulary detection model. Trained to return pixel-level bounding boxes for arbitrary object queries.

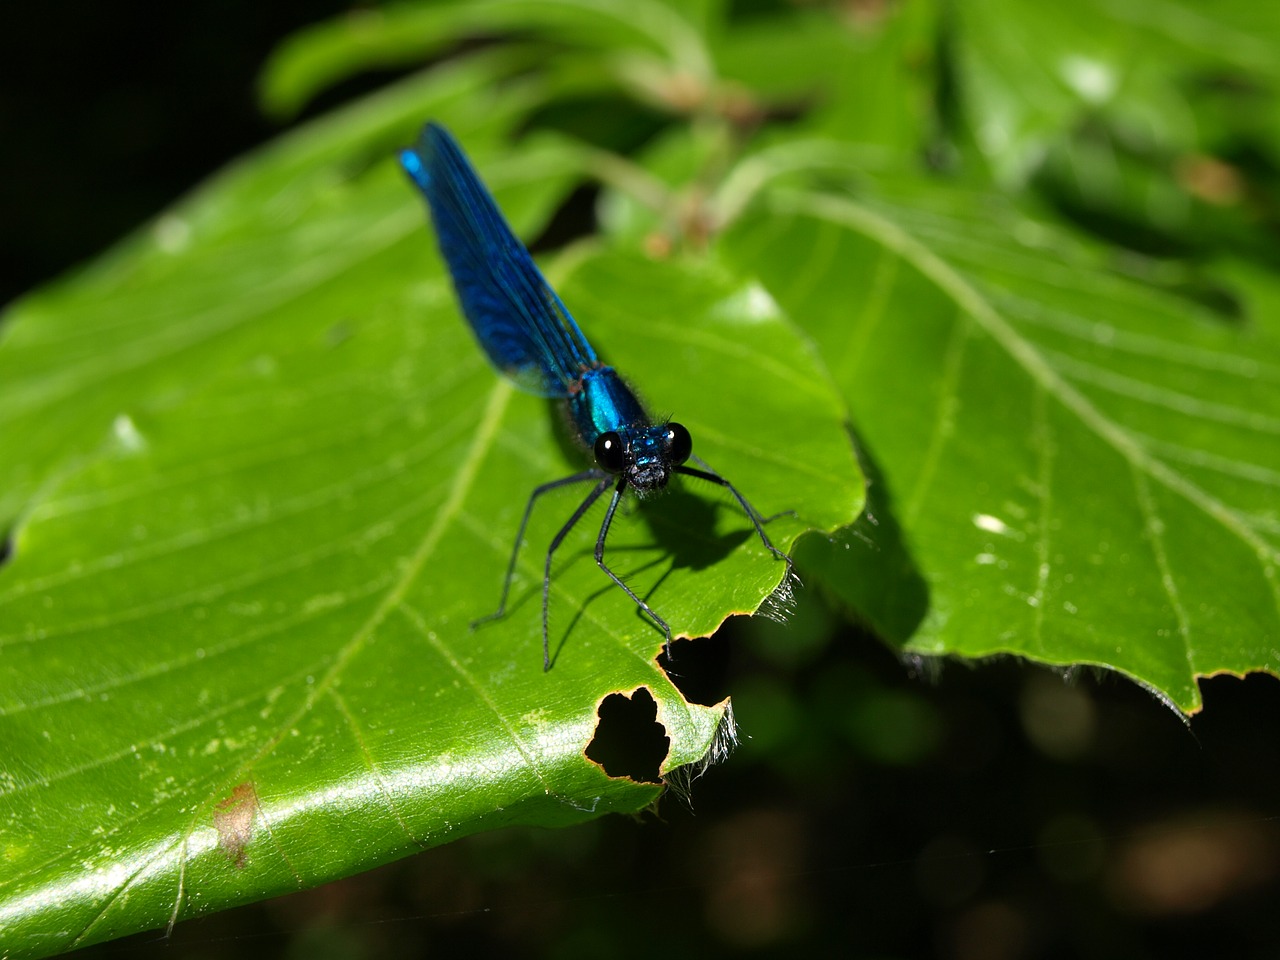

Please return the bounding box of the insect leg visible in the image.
[592,477,675,659]
[674,463,793,568]
[541,475,614,670]
[473,470,603,633]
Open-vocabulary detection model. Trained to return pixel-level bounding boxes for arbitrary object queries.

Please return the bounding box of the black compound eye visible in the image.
[664,423,692,465]
[593,432,626,473]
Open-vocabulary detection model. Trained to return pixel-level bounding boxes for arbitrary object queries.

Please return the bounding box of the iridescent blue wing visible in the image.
[399,122,596,398]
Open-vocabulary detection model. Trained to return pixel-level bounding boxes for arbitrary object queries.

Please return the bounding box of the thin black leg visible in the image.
[593,477,675,658]
[541,476,615,671]
[674,462,792,566]
[477,460,791,671]
[473,470,603,632]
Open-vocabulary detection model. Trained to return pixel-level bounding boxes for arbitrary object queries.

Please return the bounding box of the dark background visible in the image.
[0,2,362,306]
[6,4,1280,959]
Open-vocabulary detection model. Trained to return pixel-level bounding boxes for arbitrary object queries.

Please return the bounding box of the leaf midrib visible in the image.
[770,188,1280,653]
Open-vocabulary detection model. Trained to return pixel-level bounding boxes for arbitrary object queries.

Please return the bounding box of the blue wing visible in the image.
[399,122,596,398]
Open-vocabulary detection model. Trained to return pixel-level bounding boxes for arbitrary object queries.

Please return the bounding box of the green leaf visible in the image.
[0,72,862,958]
[260,0,715,119]
[712,1,939,156]
[260,2,476,119]
[723,176,1279,712]
[0,54,558,526]
[953,0,1280,184]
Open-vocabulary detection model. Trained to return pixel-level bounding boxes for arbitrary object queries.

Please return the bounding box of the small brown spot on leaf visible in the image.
[214,781,259,869]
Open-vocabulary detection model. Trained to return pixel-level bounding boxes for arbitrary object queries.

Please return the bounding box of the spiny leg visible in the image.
[541,476,615,671]
[473,470,603,631]
[593,477,675,659]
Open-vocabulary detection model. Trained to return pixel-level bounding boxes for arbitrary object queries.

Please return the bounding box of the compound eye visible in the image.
[593,432,626,473]
[664,423,692,465]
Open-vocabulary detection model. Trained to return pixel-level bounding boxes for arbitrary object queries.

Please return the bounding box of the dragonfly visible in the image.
[399,122,790,670]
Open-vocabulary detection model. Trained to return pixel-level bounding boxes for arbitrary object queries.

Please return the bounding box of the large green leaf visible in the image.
[0,73,862,958]
[723,177,1279,712]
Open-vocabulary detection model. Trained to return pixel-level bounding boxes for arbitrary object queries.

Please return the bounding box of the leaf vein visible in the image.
[904,306,969,526]
[396,601,552,796]
[774,191,1280,627]
[161,379,514,907]
[329,687,422,848]
[1031,383,1054,650]
[1132,463,1193,666]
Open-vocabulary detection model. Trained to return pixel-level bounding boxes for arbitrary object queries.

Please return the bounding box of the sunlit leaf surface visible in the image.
[0,67,861,956]
[725,179,1279,711]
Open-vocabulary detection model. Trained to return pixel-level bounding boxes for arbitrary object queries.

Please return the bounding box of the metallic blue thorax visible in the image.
[569,366,650,445]
[570,366,675,491]
[398,122,785,671]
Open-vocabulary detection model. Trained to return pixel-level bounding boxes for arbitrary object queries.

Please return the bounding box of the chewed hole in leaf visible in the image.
[658,634,731,707]
[0,528,11,569]
[585,687,670,783]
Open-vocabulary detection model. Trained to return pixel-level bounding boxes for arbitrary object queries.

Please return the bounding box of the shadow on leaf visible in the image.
[796,430,929,650]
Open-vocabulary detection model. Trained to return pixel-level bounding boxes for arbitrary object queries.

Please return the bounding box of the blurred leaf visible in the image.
[260,1,475,118]
[1032,128,1211,256]
[724,176,1280,712]
[0,67,862,957]
[261,0,716,119]
[717,0,940,156]
[1215,258,1280,341]
[953,0,1276,179]
[262,0,941,151]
